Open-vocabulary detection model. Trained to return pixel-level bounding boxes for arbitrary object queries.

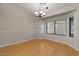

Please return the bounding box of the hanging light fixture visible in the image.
[34,3,48,18]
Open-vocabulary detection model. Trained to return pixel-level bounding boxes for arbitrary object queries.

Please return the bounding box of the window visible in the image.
[55,20,66,35]
[46,22,54,34]
[69,16,74,37]
[46,20,67,36]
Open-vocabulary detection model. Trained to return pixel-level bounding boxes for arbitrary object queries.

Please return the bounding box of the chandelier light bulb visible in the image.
[35,12,38,14]
[42,13,46,16]
[39,11,43,14]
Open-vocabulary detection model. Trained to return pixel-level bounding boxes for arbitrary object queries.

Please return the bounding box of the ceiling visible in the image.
[17,3,78,17]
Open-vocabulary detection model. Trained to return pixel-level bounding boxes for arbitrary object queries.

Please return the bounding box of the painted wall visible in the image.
[37,4,79,51]
[0,4,37,47]
[0,3,79,51]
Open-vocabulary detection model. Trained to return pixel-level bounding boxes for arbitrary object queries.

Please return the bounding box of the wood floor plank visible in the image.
[0,39,78,56]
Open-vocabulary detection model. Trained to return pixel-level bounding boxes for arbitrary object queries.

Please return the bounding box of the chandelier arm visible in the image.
[34,3,48,18]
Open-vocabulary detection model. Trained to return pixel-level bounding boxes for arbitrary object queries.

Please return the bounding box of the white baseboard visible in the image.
[49,39,79,51]
[0,39,34,48]
[0,38,79,51]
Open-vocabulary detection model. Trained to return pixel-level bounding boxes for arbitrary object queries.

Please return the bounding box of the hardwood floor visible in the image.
[0,39,78,56]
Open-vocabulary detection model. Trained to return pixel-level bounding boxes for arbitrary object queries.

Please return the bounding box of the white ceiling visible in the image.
[17,3,78,16]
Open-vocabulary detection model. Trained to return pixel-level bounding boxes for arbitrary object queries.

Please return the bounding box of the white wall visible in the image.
[74,8,79,50]
[0,3,79,51]
[0,4,37,47]
[37,4,79,51]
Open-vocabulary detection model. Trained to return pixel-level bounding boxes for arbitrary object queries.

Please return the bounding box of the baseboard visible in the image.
[0,38,34,48]
[49,39,79,51]
[0,38,79,52]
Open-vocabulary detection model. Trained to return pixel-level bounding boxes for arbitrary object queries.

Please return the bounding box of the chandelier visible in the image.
[34,3,48,18]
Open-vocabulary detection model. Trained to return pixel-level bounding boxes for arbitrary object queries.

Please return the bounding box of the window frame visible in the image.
[46,21,55,35]
[46,19,67,36]
[69,16,74,37]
